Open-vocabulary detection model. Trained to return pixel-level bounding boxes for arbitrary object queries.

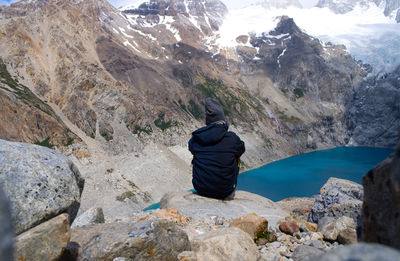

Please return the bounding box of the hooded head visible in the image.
[205,97,225,125]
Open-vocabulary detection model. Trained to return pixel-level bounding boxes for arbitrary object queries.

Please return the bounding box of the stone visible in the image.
[15,213,70,261]
[318,217,339,241]
[306,243,400,261]
[292,245,324,261]
[178,251,197,261]
[305,222,318,232]
[0,186,13,261]
[279,221,300,235]
[337,228,357,245]
[362,142,400,249]
[0,139,84,235]
[318,216,356,242]
[308,178,363,226]
[71,207,105,228]
[160,191,288,229]
[70,219,190,260]
[229,213,268,239]
[190,227,260,261]
[277,197,315,220]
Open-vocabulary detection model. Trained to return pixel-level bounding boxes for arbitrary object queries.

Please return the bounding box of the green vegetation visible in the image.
[154,112,172,131]
[293,88,304,98]
[116,191,138,203]
[0,63,54,116]
[188,100,202,120]
[194,77,251,117]
[64,137,74,146]
[277,110,302,124]
[133,124,153,135]
[35,137,55,149]
[280,88,289,95]
[255,231,277,244]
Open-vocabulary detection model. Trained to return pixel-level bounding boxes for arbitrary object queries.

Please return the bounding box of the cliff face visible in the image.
[0,0,398,214]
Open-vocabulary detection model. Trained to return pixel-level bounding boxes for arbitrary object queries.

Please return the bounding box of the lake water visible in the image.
[144,146,393,210]
[237,147,393,201]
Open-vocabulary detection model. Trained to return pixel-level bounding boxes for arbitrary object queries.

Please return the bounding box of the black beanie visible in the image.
[205,97,225,125]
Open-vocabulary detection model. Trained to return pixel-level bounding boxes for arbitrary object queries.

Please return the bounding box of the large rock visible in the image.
[160,191,288,228]
[317,216,355,242]
[189,227,260,261]
[15,213,71,261]
[71,207,105,229]
[362,141,400,249]
[306,243,400,261]
[229,213,268,239]
[308,178,363,226]
[277,197,315,221]
[0,186,13,261]
[70,219,190,260]
[0,139,84,234]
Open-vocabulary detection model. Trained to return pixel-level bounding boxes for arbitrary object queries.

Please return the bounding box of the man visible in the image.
[188,97,245,199]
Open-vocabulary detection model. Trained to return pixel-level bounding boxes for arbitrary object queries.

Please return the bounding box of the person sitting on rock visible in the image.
[188,97,245,199]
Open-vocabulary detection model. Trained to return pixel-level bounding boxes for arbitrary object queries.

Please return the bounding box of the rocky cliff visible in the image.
[0,0,398,216]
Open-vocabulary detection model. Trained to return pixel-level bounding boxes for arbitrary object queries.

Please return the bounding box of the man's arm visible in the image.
[234,135,245,158]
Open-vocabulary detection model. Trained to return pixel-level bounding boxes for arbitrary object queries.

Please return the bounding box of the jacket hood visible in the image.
[192,123,228,146]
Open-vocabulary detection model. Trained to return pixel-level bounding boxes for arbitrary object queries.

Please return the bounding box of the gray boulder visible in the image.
[160,191,288,229]
[362,140,400,249]
[70,219,190,260]
[306,243,400,261]
[308,178,363,226]
[190,227,260,261]
[0,186,13,261]
[71,207,105,229]
[317,216,355,242]
[0,139,84,234]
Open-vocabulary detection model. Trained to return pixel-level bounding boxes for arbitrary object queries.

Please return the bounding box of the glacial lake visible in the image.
[236,146,393,201]
[144,146,393,210]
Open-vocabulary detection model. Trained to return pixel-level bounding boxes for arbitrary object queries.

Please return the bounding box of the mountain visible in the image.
[316,0,400,22]
[0,0,398,218]
[256,0,303,9]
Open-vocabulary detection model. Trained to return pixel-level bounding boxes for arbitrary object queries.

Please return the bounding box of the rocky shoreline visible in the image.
[0,139,400,261]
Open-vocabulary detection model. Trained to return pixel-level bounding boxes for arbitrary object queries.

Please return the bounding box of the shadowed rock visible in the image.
[306,242,400,261]
[362,140,400,249]
[0,186,13,261]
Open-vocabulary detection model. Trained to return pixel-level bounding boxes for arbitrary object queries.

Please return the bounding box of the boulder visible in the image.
[160,191,288,228]
[229,213,268,239]
[69,219,190,260]
[318,216,355,242]
[337,228,357,245]
[306,243,400,261]
[308,178,363,226]
[362,141,400,249]
[0,139,84,234]
[15,213,70,261]
[277,197,315,220]
[71,207,105,228]
[0,186,13,261]
[190,227,260,261]
[292,245,324,261]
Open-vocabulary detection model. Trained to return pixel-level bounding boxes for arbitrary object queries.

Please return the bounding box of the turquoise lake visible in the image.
[236,146,393,201]
[144,146,393,210]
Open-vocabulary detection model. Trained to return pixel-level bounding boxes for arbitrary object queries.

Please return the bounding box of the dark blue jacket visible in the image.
[188,123,245,199]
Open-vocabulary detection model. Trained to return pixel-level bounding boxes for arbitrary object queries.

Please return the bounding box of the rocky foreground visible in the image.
[0,139,400,261]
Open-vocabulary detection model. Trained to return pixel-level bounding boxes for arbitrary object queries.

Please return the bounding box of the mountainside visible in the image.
[0,0,398,219]
[256,0,303,9]
[316,0,400,22]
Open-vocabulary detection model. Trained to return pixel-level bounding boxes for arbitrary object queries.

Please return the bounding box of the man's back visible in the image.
[189,112,245,199]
